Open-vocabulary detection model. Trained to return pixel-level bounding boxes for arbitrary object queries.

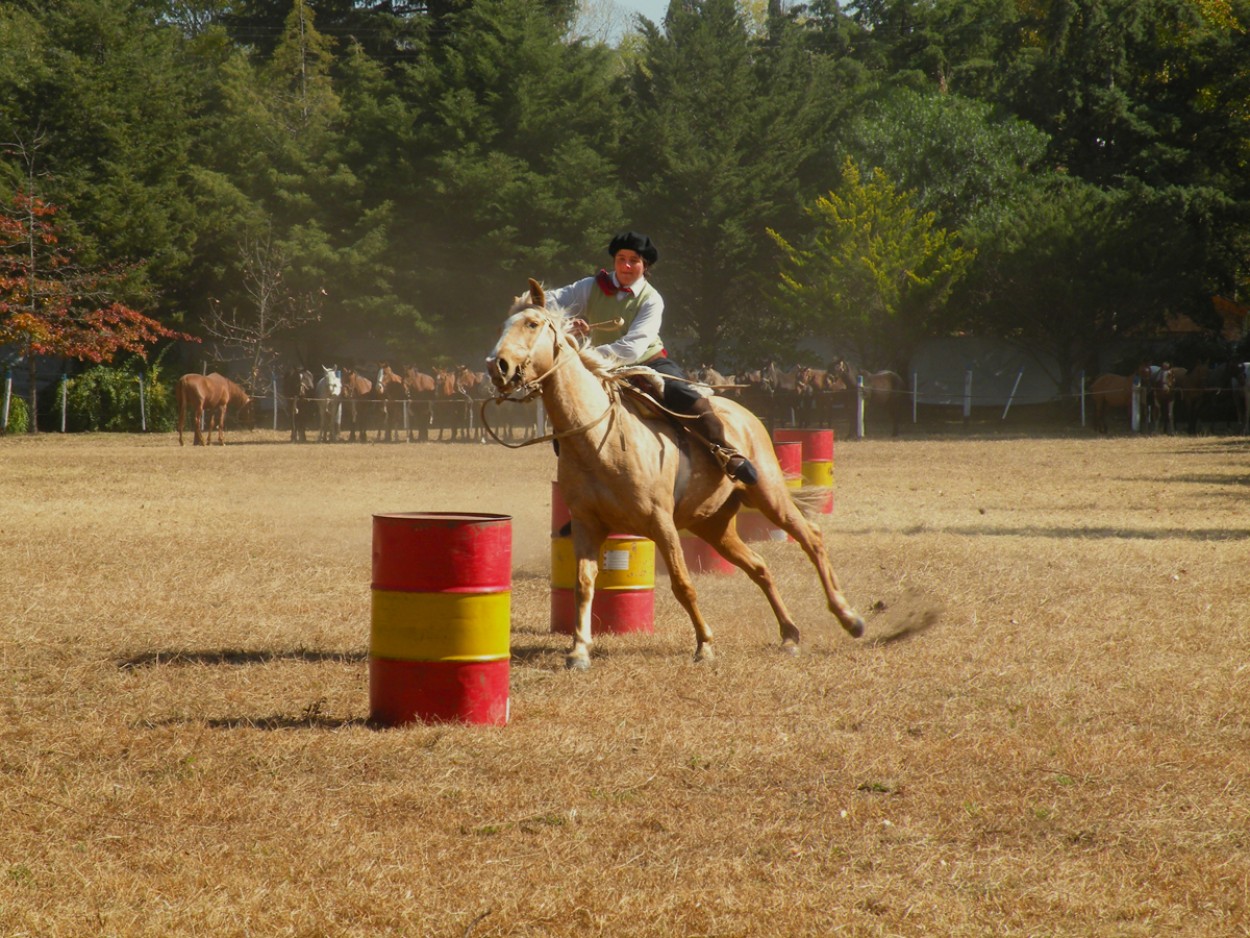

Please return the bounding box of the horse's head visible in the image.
[320,365,342,398]
[487,279,565,393]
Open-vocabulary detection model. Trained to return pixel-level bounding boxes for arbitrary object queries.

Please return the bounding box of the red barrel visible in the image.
[657,534,738,576]
[550,534,655,635]
[737,440,805,542]
[773,428,835,513]
[370,512,511,727]
[551,482,655,635]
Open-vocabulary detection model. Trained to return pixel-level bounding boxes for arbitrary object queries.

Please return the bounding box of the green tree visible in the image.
[624,0,852,364]
[192,0,422,359]
[0,0,202,318]
[841,87,1051,232]
[768,158,975,369]
[960,174,1213,391]
[404,0,626,357]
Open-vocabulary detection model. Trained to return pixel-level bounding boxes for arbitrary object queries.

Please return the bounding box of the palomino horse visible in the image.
[315,366,342,442]
[487,280,865,669]
[176,373,254,446]
[832,360,906,437]
[1088,372,1136,433]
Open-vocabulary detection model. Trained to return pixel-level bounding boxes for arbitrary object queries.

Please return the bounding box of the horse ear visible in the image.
[527,278,546,308]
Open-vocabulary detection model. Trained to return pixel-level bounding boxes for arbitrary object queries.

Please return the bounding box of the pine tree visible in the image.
[768,158,974,368]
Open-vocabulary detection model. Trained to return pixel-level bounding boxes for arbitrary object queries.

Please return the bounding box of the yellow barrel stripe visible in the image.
[802,459,835,488]
[371,589,510,662]
[551,536,655,590]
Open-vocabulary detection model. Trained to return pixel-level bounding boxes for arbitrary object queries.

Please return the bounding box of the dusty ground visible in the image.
[1,429,1248,936]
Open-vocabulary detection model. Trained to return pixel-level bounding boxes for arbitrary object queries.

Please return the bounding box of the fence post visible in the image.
[138,373,147,432]
[911,370,918,425]
[272,372,279,432]
[1079,370,1086,428]
[1131,376,1141,432]
[855,375,865,440]
[1002,369,1024,420]
[962,369,973,426]
[60,374,68,433]
[2,370,11,432]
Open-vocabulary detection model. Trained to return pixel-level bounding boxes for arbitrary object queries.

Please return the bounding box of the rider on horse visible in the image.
[544,231,759,485]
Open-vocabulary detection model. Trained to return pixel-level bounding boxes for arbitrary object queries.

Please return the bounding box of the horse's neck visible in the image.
[541,348,615,441]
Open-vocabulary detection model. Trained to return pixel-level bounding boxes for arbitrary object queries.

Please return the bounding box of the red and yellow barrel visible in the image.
[370,512,511,727]
[656,533,738,576]
[550,534,655,635]
[773,429,835,513]
[736,440,805,542]
[550,482,655,635]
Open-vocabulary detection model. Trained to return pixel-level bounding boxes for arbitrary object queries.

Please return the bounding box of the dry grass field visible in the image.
[2,428,1249,937]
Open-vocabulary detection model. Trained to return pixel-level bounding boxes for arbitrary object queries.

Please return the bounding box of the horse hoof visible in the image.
[565,653,591,671]
[843,615,865,639]
[693,644,715,664]
[779,640,801,657]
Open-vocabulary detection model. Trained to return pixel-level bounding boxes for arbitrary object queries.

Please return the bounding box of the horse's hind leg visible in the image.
[754,494,864,640]
[687,511,803,654]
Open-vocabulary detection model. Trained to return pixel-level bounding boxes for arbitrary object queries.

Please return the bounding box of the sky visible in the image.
[617,0,669,25]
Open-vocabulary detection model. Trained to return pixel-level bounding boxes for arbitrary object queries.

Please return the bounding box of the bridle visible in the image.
[482,309,617,449]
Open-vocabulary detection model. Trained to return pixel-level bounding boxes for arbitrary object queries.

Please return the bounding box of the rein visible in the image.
[481,313,618,450]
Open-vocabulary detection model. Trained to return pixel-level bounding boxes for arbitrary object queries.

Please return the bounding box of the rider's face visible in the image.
[614,250,645,288]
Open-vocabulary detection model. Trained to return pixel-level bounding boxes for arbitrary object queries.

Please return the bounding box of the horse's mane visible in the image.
[508,289,617,381]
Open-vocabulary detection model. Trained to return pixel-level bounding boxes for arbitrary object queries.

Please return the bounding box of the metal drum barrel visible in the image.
[550,482,655,635]
[370,512,511,726]
[736,440,805,542]
[772,429,835,513]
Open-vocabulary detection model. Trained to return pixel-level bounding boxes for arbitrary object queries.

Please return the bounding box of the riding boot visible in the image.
[688,397,759,485]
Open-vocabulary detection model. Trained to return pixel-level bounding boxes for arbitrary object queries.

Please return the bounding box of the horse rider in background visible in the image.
[544,230,759,485]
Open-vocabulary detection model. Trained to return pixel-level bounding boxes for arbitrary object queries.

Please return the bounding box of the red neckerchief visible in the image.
[595,269,633,297]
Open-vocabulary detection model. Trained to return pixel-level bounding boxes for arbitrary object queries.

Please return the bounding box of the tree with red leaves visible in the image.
[0,190,195,433]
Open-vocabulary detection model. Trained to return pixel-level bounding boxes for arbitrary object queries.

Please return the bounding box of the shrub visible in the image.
[3,393,29,434]
[60,349,178,433]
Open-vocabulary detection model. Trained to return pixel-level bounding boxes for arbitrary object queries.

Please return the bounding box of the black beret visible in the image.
[607,231,658,266]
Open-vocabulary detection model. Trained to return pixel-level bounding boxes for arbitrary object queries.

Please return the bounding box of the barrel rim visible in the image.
[373,511,513,523]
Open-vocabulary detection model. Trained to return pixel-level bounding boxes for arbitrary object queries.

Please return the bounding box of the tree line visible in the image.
[1,0,1247,425]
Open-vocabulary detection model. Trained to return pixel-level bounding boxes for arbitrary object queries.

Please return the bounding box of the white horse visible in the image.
[315,365,342,443]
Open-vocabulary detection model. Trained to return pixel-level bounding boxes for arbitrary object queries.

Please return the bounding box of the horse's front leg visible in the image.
[651,524,715,662]
[567,520,607,671]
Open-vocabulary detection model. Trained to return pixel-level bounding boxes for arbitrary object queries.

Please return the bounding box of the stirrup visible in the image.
[711,444,759,485]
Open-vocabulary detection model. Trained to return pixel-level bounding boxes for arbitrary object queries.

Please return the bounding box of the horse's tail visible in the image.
[176,377,188,445]
[789,485,829,520]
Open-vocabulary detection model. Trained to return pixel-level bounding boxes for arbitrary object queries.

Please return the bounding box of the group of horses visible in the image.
[689,360,908,437]
[1089,361,1250,434]
[283,363,536,444]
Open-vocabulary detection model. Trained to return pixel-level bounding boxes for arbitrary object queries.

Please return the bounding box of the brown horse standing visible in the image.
[177,373,254,446]
[374,363,409,442]
[340,368,374,442]
[403,366,436,441]
[1088,366,1159,433]
[487,280,864,670]
[833,361,906,437]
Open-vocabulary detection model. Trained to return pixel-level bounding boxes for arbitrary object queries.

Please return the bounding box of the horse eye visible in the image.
[527,320,539,330]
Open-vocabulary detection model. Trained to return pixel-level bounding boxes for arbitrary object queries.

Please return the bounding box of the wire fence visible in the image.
[4,367,1248,437]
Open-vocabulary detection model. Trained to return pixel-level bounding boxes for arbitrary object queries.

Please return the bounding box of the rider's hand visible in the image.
[569,318,590,337]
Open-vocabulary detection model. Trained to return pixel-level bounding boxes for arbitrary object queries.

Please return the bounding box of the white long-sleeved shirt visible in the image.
[544,272,664,366]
